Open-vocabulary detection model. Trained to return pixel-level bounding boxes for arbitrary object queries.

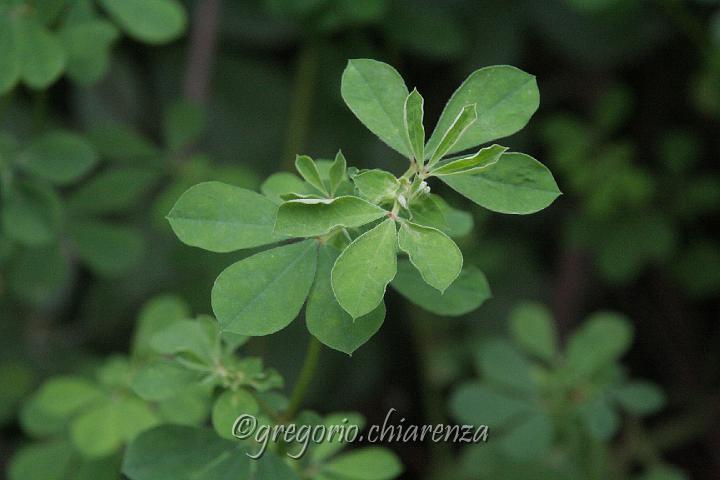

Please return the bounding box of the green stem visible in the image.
[282,40,320,171]
[284,335,322,421]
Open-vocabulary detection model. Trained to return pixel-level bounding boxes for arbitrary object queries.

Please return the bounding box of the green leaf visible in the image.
[429,144,507,176]
[17,17,65,89]
[397,221,462,292]
[295,155,327,194]
[328,150,347,195]
[311,412,366,462]
[323,447,403,480]
[17,131,98,185]
[331,219,397,319]
[307,246,385,354]
[167,181,285,253]
[578,395,619,441]
[1,181,62,246]
[439,152,560,214]
[275,196,387,238]
[477,339,536,394]
[163,101,206,151]
[211,389,258,440]
[509,302,558,362]
[132,295,191,360]
[131,360,201,401]
[499,411,554,460]
[67,220,144,277]
[34,376,103,418]
[67,167,160,215]
[8,440,75,480]
[261,172,315,205]
[99,0,187,44]
[449,383,532,428]
[425,66,539,156]
[123,425,256,480]
[88,125,160,162]
[70,397,159,458]
[8,244,70,305]
[60,19,118,85]
[566,312,633,378]
[427,104,477,166]
[0,14,20,94]
[639,465,689,480]
[150,319,216,363]
[341,59,411,157]
[212,240,318,335]
[391,260,490,316]
[404,88,425,162]
[613,381,666,416]
[352,170,400,204]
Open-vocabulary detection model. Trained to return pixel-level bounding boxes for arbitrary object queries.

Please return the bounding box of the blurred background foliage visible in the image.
[0,0,719,478]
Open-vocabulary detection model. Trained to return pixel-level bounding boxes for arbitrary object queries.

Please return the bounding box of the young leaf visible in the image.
[397,221,462,292]
[404,88,425,162]
[391,260,490,316]
[275,196,387,238]
[352,170,400,204]
[211,389,259,440]
[131,360,201,401]
[212,240,318,336]
[295,155,328,194]
[439,152,560,214]
[331,219,397,319]
[577,395,619,441]
[425,65,539,156]
[17,131,98,185]
[499,411,554,460]
[427,104,477,166]
[99,0,187,44]
[167,181,285,252]
[323,447,403,480]
[150,319,216,363]
[450,383,532,428]
[429,144,507,176]
[261,172,316,204]
[328,150,348,195]
[341,59,411,158]
[7,440,75,480]
[132,295,191,360]
[509,302,558,362]
[307,246,385,355]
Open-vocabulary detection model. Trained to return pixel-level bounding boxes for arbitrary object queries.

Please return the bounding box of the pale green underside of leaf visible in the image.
[168,181,285,253]
[426,65,539,157]
[391,260,491,316]
[439,152,561,214]
[332,219,398,319]
[397,221,462,292]
[307,246,385,354]
[275,196,387,238]
[212,240,318,336]
[404,88,425,162]
[341,59,411,157]
[428,103,477,165]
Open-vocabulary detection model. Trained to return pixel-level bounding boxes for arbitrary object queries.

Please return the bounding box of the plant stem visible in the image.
[284,335,322,420]
[183,0,222,105]
[282,40,320,171]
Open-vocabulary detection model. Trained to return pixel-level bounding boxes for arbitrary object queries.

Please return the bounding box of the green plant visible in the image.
[449,302,685,480]
[168,58,560,354]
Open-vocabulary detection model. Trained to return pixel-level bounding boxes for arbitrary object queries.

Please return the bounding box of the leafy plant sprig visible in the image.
[168,59,561,354]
